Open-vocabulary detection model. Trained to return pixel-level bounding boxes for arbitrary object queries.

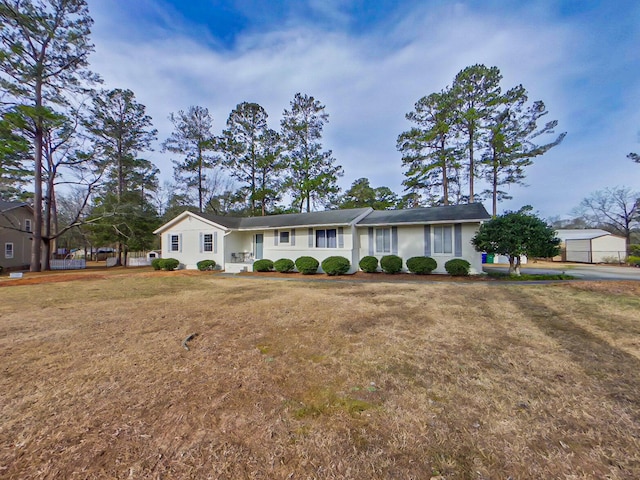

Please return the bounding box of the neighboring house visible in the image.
[154,203,491,274]
[555,229,627,263]
[0,200,33,271]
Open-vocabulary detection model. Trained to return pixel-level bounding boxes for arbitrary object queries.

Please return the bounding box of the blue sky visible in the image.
[88,0,640,218]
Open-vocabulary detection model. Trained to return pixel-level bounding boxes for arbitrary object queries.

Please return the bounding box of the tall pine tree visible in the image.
[280,93,343,212]
[0,0,99,270]
[163,106,216,213]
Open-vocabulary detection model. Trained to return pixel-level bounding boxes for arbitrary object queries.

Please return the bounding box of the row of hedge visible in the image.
[252,255,472,276]
[360,255,471,276]
[254,256,351,275]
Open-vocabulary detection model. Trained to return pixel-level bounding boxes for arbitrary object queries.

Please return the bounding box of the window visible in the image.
[5,243,14,259]
[170,234,180,252]
[203,234,213,252]
[279,231,290,244]
[433,226,453,254]
[375,228,391,253]
[24,219,32,233]
[316,229,337,248]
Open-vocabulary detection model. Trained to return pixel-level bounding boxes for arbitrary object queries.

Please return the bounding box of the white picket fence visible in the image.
[106,257,151,267]
[50,259,86,270]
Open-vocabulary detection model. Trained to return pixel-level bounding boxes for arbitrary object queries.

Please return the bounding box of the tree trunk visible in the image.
[30,85,44,272]
[492,158,498,218]
[508,255,521,276]
[440,139,449,205]
[468,126,475,203]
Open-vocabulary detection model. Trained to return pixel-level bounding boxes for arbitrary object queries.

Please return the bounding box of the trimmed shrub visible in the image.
[359,256,379,273]
[406,256,437,274]
[380,255,403,274]
[445,258,471,276]
[161,258,180,271]
[321,256,350,276]
[295,256,319,275]
[196,259,216,271]
[274,258,295,273]
[628,256,640,267]
[151,258,162,270]
[253,259,274,272]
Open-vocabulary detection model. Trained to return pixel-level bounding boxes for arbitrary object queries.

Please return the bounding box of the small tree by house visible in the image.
[471,207,560,275]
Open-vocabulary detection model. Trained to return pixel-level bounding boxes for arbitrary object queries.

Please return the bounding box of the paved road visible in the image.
[483,263,640,280]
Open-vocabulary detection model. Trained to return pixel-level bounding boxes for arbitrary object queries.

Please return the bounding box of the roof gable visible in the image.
[0,200,32,214]
[153,211,232,234]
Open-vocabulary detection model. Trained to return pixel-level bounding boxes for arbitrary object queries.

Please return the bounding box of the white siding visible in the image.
[261,227,356,273]
[565,235,627,263]
[357,223,483,274]
[160,215,225,269]
[591,235,627,263]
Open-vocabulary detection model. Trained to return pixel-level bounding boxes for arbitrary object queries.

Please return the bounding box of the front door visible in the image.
[254,234,264,260]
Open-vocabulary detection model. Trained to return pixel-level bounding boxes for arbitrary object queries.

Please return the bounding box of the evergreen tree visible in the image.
[451,64,502,203]
[220,102,280,215]
[0,0,99,270]
[481,85,565,216]
[398,89,460,206]
[281,93,343,212]
[0,109,31,200]
[163,106,216,213]
[472,207,561,275]
[84,88,158,265]
[336,178,399,210]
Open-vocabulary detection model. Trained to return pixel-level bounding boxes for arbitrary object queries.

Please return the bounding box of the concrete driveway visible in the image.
[483,262,640,281]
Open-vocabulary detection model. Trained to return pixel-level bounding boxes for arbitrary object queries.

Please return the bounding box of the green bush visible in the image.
[151,258,162,270]
[359,256,379,273]
[380,255,403,274]
[629,245,640,257]
[295,256,319,275]
[445,258,471,276]
[196,259,216,271]
[161,258,180,271]
[321,256,351,276]
[406,256,437,274]
[628,256,640,267]
[253,259,274,272]
[274,258,295,273]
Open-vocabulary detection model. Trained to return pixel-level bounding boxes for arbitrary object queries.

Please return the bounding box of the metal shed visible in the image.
[555,229,627,263]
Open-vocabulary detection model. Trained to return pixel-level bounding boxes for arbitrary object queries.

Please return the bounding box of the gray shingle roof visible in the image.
[200,208,372,230]
[357,203,491,225]
[0,200,29,212]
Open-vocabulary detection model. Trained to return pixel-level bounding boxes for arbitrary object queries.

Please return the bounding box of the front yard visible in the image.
[1,273,639,478]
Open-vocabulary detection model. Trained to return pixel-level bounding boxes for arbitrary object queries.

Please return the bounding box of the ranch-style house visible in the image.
[154,203,491,274]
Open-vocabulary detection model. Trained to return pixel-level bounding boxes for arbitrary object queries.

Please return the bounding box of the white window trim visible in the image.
[279,230,290,244]
[203,233,213,252]
[5,242,14,259]
[24,219,32,233]
[170,234,180,253]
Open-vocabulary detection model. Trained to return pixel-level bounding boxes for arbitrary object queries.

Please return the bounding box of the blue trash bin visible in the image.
[482,253,487,263]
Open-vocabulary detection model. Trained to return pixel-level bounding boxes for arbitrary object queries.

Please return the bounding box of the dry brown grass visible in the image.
[1,273,640,479]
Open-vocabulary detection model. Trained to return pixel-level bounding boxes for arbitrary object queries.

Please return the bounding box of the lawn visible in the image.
[1,272,639,479]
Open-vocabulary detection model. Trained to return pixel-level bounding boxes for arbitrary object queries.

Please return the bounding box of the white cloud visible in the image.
[88,1,639,217]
